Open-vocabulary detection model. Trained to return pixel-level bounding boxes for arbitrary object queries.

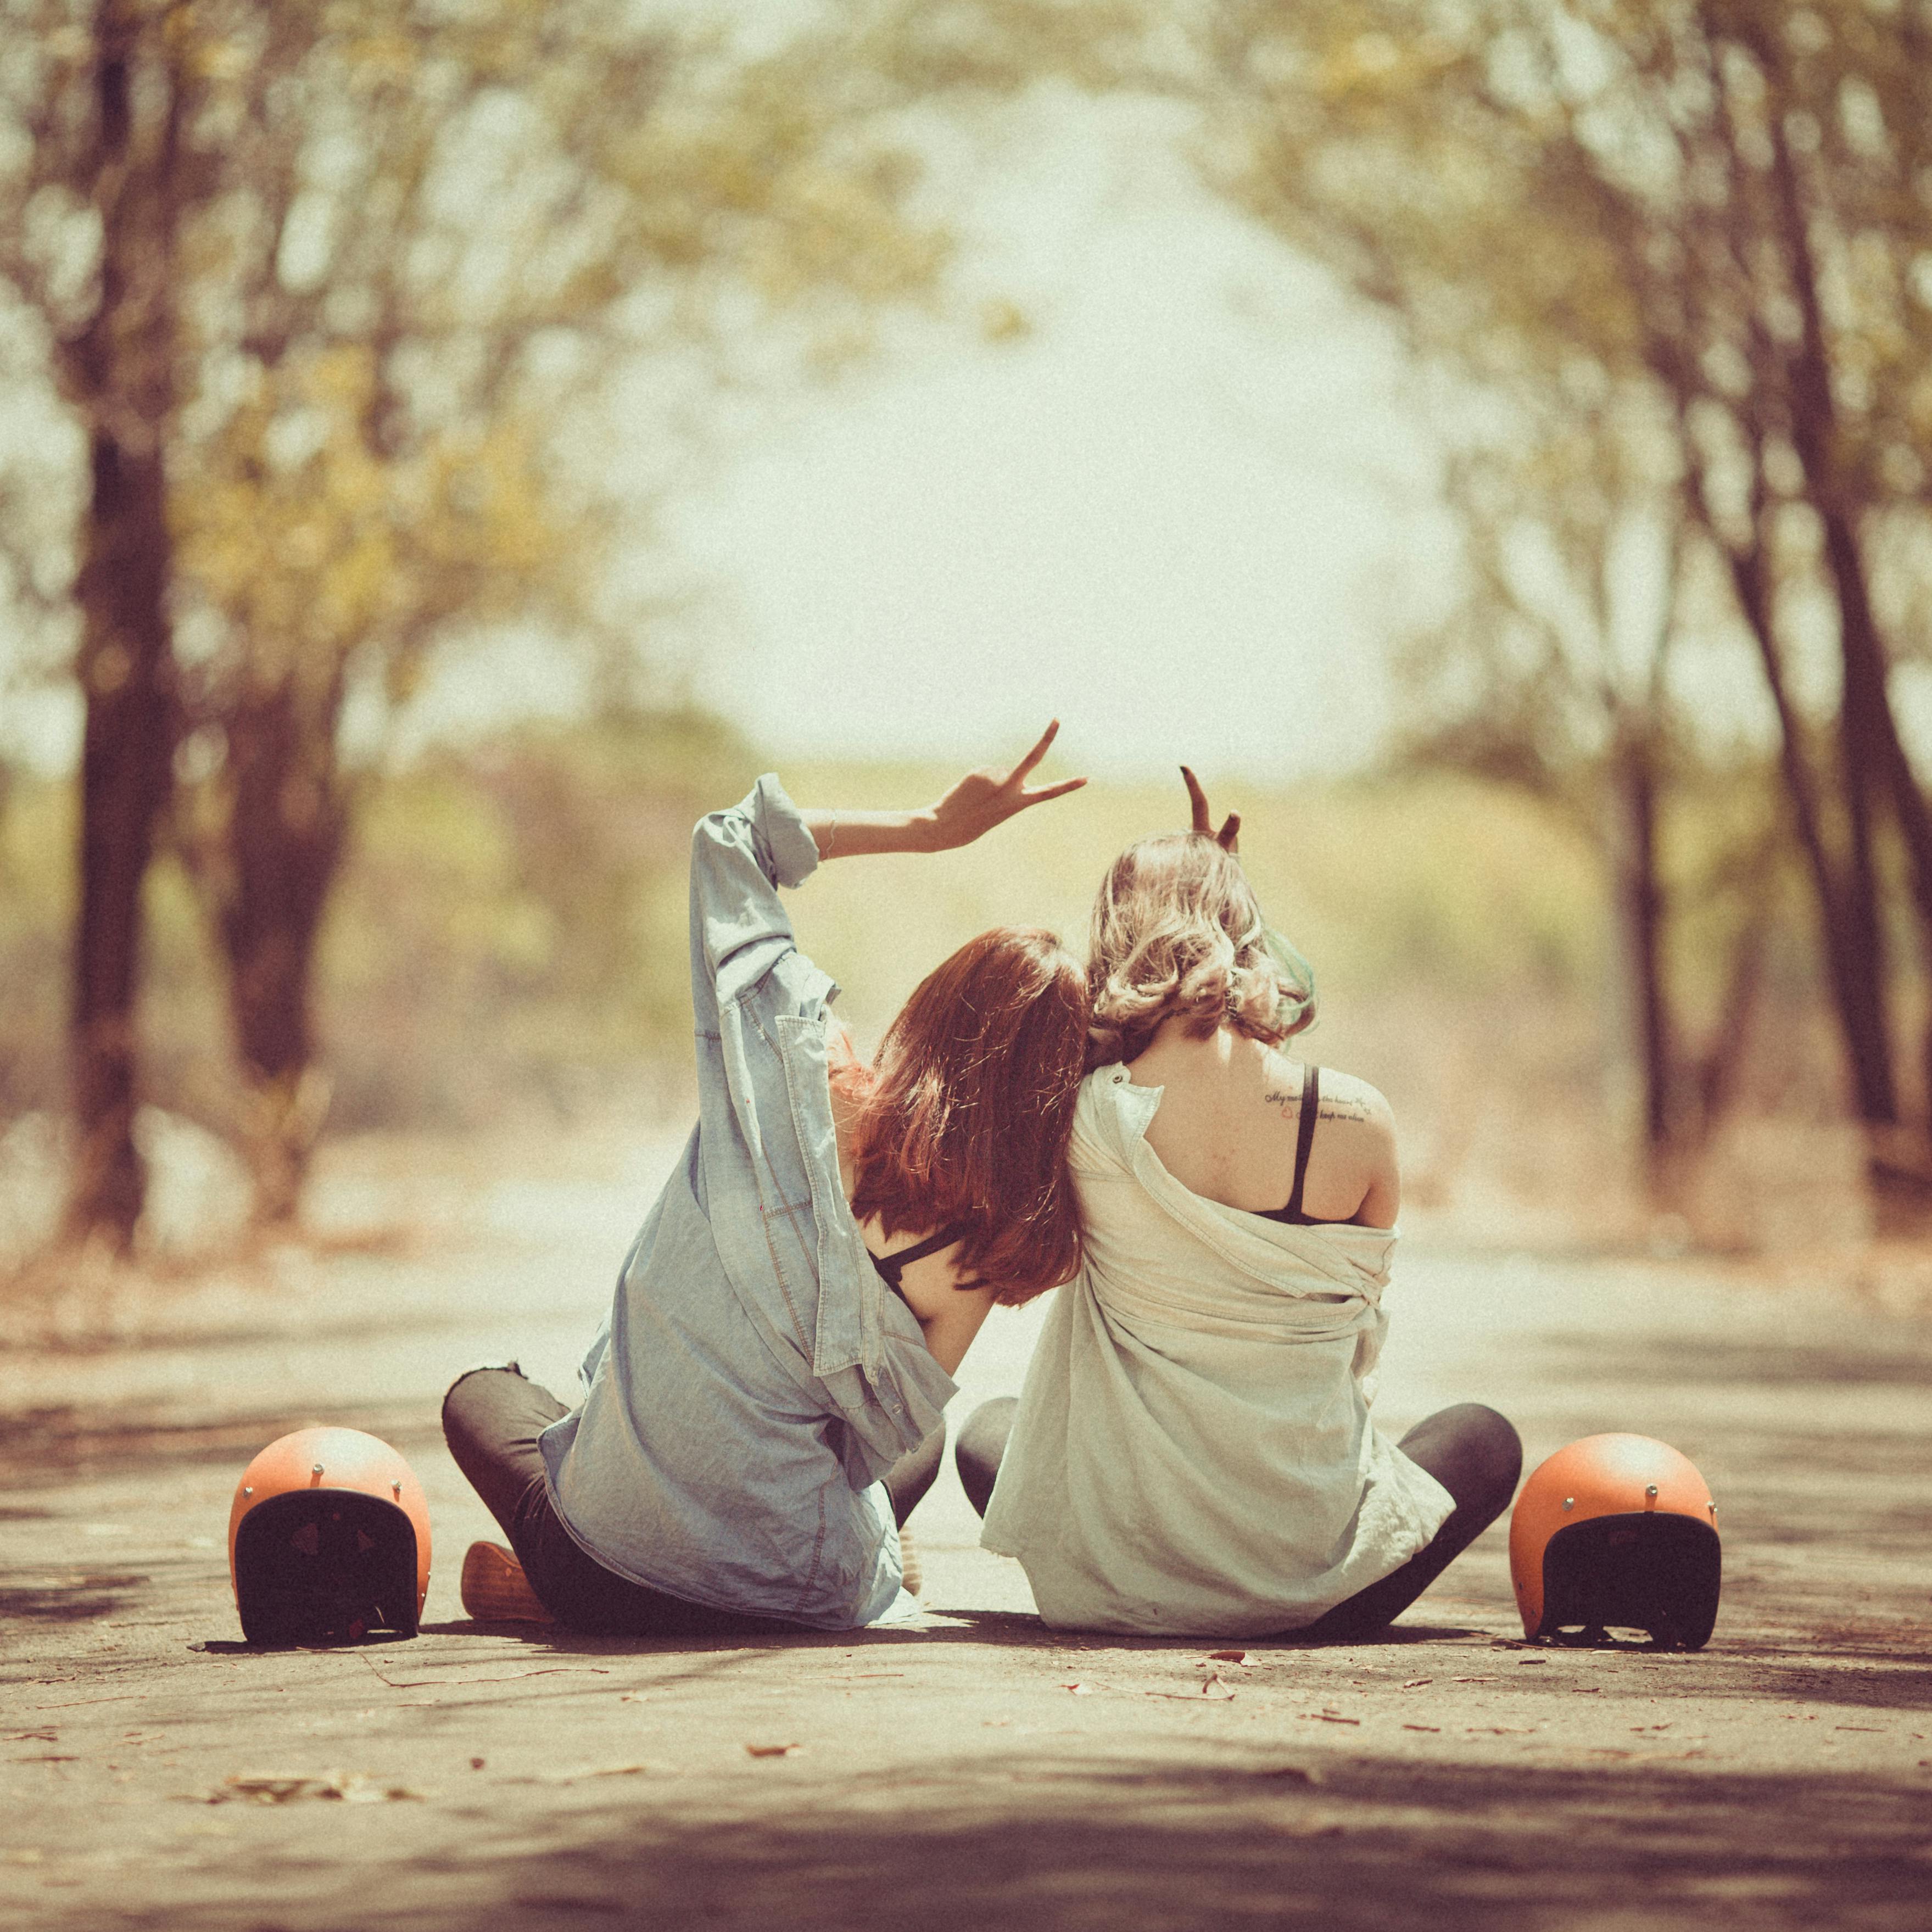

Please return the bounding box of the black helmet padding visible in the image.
[233,1489,423,1646]
[1538,1511,1721,1650]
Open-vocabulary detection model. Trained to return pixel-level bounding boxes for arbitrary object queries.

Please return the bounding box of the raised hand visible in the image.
[925,721,1088,852]
[1181,766,1240,851]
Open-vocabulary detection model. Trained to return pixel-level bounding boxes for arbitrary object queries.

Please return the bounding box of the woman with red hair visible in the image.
[444,725,1090,1635]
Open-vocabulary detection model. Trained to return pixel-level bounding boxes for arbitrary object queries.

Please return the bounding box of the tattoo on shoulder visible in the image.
[1265,1080,1377,1127]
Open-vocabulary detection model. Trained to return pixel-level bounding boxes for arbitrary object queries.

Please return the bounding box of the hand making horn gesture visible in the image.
[1181,765,1240,853]
[924,721,1088,851]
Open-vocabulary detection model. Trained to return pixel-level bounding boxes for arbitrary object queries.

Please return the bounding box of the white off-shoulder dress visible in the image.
[980,1064,1454,1638]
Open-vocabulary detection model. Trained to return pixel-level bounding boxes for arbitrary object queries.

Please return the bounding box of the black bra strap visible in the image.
[870,1222,967,1292]
[1283,1063,1320,1221]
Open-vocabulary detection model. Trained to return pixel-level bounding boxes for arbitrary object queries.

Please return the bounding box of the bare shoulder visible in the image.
[1250,1056,1398,1222]
[1309,1064,1399,1224]
[1313,1066,1394,1135]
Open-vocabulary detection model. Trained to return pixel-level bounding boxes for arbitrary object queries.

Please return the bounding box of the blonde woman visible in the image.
[961,773,1520,1640]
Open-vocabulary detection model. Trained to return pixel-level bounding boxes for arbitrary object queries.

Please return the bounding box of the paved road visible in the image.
[4,1140,1930,1930]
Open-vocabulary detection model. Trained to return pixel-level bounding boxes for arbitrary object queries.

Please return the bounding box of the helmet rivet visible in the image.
[1562,1497,1574,1510]
[392,1481,403,1497]
[242,1485,253,1497]
[1646,1484,1659,1497]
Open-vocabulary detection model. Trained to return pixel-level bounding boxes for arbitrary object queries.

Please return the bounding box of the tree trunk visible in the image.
[1613,726,1673,1191]
[1689,832,1778,1146]
[1833,637,1896,1119]
[59,6,184,1252]
[1717,537,1898,1126]
[1765,94,1929,1148]
[217,682,348,1226]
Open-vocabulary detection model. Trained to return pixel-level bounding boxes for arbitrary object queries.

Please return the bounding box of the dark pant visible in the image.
[954,1396,1522,1642]
[442,1365,945,1638]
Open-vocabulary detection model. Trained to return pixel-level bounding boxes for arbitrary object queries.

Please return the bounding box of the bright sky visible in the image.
[668,97,1451,783]
[0,93,1455,785]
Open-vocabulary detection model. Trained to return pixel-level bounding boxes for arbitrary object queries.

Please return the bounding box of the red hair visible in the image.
[842,927,1087,1306]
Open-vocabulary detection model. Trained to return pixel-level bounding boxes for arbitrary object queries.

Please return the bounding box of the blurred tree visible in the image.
[0,1,202,1250]
[870,0,1932,1174]
[1,0,948,1233]
[1399,392,1779,1187]
[174,4,946,1226]
[1180,0,1932,1175]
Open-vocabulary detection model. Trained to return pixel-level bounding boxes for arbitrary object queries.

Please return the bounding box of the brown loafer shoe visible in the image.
[460,1540,555,1624]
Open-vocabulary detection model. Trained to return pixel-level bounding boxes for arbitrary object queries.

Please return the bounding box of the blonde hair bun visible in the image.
[1086,833,1315,1070]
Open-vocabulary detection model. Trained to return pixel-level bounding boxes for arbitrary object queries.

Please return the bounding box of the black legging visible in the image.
[442,1365,945,1638]
[954,1397,1522,1641]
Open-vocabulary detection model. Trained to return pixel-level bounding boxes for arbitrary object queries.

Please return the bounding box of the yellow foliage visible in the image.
[174,343,582,705]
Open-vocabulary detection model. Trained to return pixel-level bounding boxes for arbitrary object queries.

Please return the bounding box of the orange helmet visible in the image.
[1509,1433,1719,1649]
[228,1427,432,1645]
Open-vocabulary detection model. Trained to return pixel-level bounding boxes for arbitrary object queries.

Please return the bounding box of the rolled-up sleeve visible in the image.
[689,775,822,1013]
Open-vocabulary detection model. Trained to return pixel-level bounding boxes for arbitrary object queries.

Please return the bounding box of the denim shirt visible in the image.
[538,777,956,1628]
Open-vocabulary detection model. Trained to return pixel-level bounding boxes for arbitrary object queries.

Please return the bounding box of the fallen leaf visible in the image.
[744,1744,803,1758]
[1466,1725,1535,1735]
[1401,1723,1440,1733]
[3,1731,58,1744]
[1063,1683,1092,1696]
[1515,1656,1548,1665]
[469,1757,485,1771]
[1835,1726,1883,1734]
[1399,1679,1433,1690]
[1572,1687,1603,1695]
[1300,1712,1361,1726]
[1257,1765,1322,1783]
[1206,1650,1249,1665]
[1451,1676,1494,1684]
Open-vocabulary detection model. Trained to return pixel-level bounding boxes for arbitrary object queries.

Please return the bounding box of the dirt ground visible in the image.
[4,1130,1931,1931]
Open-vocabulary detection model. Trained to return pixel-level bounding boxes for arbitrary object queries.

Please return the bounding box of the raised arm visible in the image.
[802,720,1086,861]
[691,725,1087,1016]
